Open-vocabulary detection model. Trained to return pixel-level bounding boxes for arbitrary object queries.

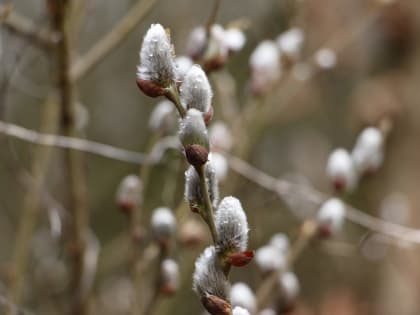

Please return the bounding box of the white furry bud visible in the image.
[317,198,346,236]
[137,24,175,86]
[276,27,304,59]
[223,28,246,52]
[215,196,249,253]
[269,233,289,253]
[232,306,251,315]
[185,163,219,212]
[326,148,357,192]
[209,153,228,182]
[115,175,143,213]
[187,27,207,59]
[209,121,233,152]
[351,127,384,174]
[250,40,281,95]
[161,258,180,293]
[179,109,209,149]
[230,283,257,314]
[148,100,175,131]
[150,207,176,244]
[314,48,337,69]
[278,271,300,301]
[175,56,194,82]
[193,246,230,299]
[255,245,287,273]
[180,65,213,113]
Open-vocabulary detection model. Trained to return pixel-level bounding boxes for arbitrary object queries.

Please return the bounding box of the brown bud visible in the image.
[136,78,166,97]
[317,225,332,238]
[160,284,176,296]
[226,250,255,267]
[201,294,232,315]
[332,177,346,193]
[203,55,227,73]
[185,144,208,167]
[117,200,136,216]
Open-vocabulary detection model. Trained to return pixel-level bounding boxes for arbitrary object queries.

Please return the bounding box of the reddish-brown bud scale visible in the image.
[185,144,209,167]
[227,250,255,267]
[201,294,232,315]
[203,55,227,73]
[160,284,176,296]
[204,106,214,125]
[318,225,332,238]
[333,177,346,193]
[117,200,135,215]
[136,78,166,97]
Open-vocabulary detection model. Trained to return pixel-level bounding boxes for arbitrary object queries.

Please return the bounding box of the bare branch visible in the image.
[0,119,148,164]
[224,153,420,245]
[0,4,59,48]
[70,0,158,82]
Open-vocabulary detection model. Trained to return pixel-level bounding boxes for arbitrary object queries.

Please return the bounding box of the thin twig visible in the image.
[51,2,90,314]
[224,153,420,245]
[7,97,59,315]
[0,120,149,164]
[205,0,222,36]
[0,4,58,48]
[197,164,218,244]
[70,0,158,82]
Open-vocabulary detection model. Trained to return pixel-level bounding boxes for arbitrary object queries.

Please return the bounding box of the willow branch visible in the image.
[70,0,158,82]
[224,153,420,245]
[0,120,149,164]
[51,2,90,314]
[0,4,58,48]
[6,97,59,314]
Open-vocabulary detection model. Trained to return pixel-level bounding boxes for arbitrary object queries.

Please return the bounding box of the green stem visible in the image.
[196,164,218,244]
[165,84,186,118]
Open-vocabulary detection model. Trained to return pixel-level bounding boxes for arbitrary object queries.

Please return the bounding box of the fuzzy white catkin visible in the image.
[250,40,281,93]
[208,153,228,182]
[148,100,174,131]
[255,245,287,273]
[278,271,300,301]
[351,127,384,174]
[223,28,246,52]
[161,259,180,291]
[150,207,176,241]
[317,198,346,235]
[187,27,206,58]
[180,65,212,113]
[250,40,280,78]
[215,196,249,253]
[230,283,257,314]
[179,109,209,148]
[209,121,233,152]
[175,56,193,82]
[269,233,290,253]
[232,306,251,315]
[116,175,142,208]
[185,163,220,210]
[276,27,304,58]
[314,48,337,69]
[137,24,175,84]
[193,246,230,299]
[326,148,357,192]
